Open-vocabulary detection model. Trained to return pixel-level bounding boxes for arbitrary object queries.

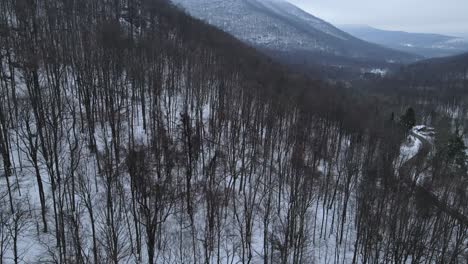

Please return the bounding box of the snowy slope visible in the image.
[172,0,419,63]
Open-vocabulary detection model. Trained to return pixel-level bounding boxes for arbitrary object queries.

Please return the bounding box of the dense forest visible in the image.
[0,0,467,263]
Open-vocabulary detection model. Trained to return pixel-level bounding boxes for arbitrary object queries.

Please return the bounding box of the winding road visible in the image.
[399,128,468,226]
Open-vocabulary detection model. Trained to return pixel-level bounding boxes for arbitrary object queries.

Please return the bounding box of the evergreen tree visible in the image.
[400,107,416,131]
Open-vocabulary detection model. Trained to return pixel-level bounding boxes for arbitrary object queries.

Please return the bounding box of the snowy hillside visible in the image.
[1,0,467,263]
[172,0,419,63]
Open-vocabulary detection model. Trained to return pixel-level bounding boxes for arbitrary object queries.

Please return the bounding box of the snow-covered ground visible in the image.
[399,134,422,162]
[399,125,435,162]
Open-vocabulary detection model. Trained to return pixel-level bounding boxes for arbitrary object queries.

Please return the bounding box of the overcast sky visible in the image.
[287,0,468,36]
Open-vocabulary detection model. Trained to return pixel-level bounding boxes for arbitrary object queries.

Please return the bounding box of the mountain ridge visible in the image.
[340,24,468,58]
[172,0,420,64]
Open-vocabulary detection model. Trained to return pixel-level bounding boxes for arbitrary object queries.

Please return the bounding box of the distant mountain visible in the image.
[172,0,419,67]
[340,25,468,58]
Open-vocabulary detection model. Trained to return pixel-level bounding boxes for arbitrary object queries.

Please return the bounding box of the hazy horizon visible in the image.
[287,0,468,37]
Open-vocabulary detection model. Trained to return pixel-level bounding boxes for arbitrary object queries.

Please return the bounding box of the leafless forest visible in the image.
[0,0,467,263]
